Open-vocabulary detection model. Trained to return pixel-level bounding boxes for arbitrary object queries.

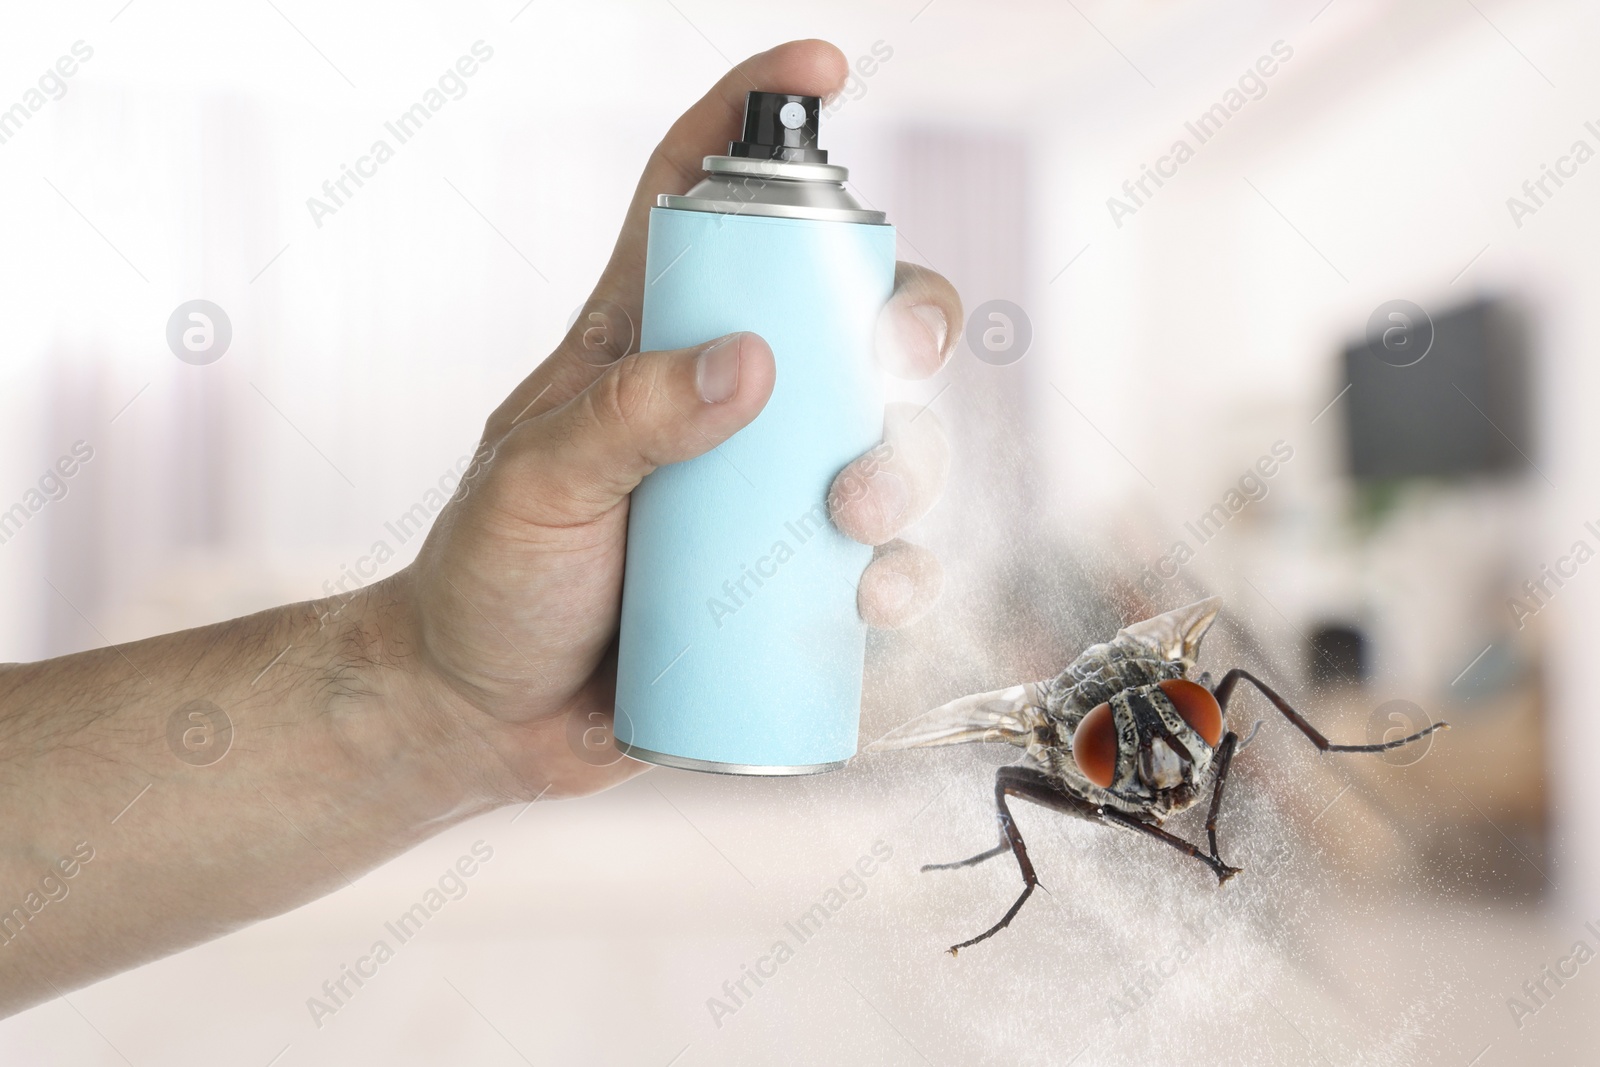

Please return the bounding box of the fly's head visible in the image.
[1069,678,1224,811]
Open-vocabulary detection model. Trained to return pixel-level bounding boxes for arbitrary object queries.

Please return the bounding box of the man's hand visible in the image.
[399,39,960,804]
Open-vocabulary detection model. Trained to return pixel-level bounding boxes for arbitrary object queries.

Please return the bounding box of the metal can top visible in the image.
[655,91,888,225]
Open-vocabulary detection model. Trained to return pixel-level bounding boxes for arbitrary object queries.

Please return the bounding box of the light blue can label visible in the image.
[614,207,896,770]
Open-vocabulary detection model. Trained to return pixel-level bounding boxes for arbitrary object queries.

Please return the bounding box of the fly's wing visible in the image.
[865,683,1047,751]
[1117,596,1222,670]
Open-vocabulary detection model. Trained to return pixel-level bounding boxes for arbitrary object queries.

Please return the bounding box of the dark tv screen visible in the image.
[1343,298,1528,482]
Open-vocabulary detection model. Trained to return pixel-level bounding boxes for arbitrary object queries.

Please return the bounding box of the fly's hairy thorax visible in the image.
[1045,635,1186,726]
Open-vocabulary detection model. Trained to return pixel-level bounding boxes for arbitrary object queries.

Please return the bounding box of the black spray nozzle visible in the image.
[727,92,826,164]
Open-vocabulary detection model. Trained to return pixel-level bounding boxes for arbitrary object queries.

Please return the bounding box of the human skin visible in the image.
[0,39,959,1017]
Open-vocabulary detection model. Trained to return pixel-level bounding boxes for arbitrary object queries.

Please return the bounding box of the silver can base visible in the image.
[615,739,848,777]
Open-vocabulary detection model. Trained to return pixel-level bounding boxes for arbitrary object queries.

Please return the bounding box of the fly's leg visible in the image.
[1204,731,1239,868]
[1213,669,1449,752]
[1100,807,1242,884]
[936,765,1246,955]
[938,765,1103,955]
[921,842,1009,872]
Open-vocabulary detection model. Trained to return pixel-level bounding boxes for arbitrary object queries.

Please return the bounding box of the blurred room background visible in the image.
[2,0,1597,1063]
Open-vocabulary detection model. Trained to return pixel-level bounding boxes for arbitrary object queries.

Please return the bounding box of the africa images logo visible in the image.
[166,300,232,365]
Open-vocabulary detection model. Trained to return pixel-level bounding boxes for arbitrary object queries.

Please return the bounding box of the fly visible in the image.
[867,597,1447,954]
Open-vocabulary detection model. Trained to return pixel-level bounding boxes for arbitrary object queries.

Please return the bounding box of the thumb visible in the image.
[502,332,775,525]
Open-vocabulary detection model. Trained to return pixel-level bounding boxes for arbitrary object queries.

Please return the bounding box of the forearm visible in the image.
[0,570,482,1017]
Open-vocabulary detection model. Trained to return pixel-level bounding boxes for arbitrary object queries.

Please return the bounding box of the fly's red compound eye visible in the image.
[1072,702,1117,788]
[1159,678,1223,747]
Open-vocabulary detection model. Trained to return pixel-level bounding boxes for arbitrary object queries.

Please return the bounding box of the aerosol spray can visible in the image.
[614,91,895,774]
